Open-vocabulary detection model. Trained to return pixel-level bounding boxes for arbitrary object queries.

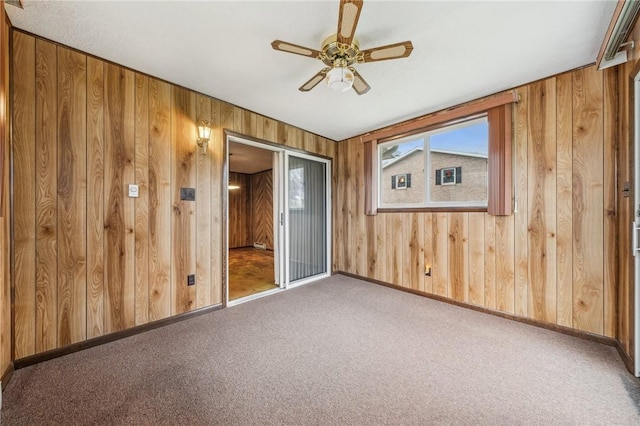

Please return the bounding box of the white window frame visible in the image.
[377,116,489,209]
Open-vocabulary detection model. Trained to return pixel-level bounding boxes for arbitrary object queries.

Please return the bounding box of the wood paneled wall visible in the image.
[251,169,274,250]
[0,2,12,377]
[11,30,336,359]
[228,170,273,250]
[228,172,251,248]
[335,65,618,338]
[614,19,640,362]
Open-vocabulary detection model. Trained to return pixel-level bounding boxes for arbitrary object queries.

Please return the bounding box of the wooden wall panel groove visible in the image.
[250,169,273,250]
[335,141,346,272]
[228,172,251,249]
[134,73,150,325]
[265,117,278,144]
[148,79,172,321]
[34,39,57,352]
[572,67,604,335]
[355,139,366,277]
[172,87,197,314]
[196,94,212,309]
[303,132,314,154]
[556,73,573,328]
[12,31,37,358]
[86,57,105,339]
[603,66,617,339]
[390,215,403,286]
[527,79,557,323]
[483,215,496,309]
[374,213,385,282]
[423,213,433,294]
[344,139,354,273]
[513,88,528,317]
[495,216,515,313]
[432,213,448,297]
[402,213,422,291]
[448,212,468,302]
[104,63,135,333]
[468,212,484,306]
[366,214,376,279]
[56,46,87,346]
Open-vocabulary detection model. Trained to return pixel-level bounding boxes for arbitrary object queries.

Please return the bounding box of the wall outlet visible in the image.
[128,184,139,198]
[187,274,195,286]
[180,187,196,201]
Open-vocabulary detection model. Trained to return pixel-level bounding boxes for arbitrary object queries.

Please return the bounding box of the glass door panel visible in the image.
[286,154,329,283]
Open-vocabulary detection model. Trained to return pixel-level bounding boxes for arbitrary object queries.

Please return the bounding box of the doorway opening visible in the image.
[225,133,332,306]
[227,140,280,302]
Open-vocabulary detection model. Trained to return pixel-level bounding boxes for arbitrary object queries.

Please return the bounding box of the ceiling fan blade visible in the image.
[336,0,363,46]
[351,68,371,95]
[271,40,322,59]
[299,68,329,92]
[362,41,414,62]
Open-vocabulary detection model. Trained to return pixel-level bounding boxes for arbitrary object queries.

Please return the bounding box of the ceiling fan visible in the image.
[271,0,413,95]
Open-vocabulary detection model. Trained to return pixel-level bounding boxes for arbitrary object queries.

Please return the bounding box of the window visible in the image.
[378,116,488,209]
[363,91,515,216]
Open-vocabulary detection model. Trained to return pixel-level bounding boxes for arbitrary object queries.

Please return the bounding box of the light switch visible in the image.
[128,184,139,198]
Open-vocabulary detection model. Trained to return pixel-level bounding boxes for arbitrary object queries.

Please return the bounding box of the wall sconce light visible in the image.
[196,120,211,154]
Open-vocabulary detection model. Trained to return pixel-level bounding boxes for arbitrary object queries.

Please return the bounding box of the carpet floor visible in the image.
[228,247,278,300]
[2,275,639,425]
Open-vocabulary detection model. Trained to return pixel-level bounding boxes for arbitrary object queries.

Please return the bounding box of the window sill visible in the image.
[377,206,488,213]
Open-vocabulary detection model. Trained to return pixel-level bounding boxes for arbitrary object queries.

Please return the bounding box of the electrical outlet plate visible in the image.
[187,274,195,286]
[180,187,196,201]
[128,184,139,198]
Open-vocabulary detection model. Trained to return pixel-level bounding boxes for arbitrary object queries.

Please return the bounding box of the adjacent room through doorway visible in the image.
[228,141,279,301]
[226,134,332,304]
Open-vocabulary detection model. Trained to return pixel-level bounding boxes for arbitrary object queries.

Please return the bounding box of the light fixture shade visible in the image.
[325,66,354,92]
[198,121,211,140]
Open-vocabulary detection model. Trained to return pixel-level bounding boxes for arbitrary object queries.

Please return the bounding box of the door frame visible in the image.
[634,72,640,376]
[284,150,332,288]
[223,131,333,306]
[225,134,285,307]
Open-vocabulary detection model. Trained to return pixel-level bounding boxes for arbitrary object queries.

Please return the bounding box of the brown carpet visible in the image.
[2,275,639,425]
[228,247,278,300]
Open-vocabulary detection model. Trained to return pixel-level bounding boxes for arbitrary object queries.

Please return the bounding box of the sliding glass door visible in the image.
[285,152,331,285]
[225,134,331,305]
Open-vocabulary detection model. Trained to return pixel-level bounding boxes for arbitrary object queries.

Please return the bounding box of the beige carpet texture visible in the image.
[2,275,639,425]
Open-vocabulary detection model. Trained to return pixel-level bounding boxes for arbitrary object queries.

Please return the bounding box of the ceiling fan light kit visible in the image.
[326,65,355,92]
[271,0,413,95]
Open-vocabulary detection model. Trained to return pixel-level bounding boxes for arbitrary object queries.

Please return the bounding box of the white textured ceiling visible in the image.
[6,1,617,141]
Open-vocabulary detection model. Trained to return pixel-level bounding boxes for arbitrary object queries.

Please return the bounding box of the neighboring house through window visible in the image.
[378,116,488,208]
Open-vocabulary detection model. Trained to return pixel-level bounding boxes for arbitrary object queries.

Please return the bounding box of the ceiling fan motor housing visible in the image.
[320,34,364,68]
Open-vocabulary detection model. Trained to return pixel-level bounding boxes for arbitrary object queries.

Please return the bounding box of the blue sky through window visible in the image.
[392,120,488,157]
